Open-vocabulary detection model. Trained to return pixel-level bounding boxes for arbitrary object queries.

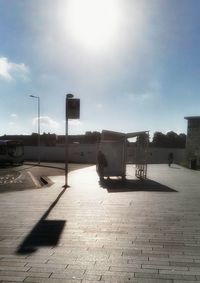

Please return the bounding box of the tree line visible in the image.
[151,131,186,148]
[84,131,186,148]
[0,131,186,148]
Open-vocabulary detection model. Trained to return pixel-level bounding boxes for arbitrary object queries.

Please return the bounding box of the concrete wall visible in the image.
[127,146,185,164]
[145,148,185,164]
[24,144,185,164]
[24,144,98,163]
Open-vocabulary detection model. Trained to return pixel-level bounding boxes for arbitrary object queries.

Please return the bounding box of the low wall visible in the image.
[127,146,185,164]
[148,148,185,164]
[24,144,98,163]
[24,144,186,164]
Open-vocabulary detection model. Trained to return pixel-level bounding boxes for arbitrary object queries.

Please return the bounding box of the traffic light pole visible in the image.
[64,94,73,188]
[64,102,69,188]
[64,93,79,188]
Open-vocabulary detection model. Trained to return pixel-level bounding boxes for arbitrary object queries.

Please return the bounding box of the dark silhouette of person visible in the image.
[168,152,173,167]
[96,150,107,181]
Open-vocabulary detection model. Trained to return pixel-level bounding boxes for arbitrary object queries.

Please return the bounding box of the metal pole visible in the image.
[29,95,41,165]
[38,96,40,164]
[65,95,68,187]
[64,93,74,188]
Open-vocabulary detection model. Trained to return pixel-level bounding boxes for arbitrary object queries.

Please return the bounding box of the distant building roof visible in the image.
[184,116,200,120]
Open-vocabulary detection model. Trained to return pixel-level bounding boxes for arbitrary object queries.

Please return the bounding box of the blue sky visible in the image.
[1,0,200,136]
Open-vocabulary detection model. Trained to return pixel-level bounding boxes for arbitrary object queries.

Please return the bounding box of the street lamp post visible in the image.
[29,95,40,164]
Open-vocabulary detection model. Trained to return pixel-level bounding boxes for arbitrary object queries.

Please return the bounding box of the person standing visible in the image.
[96,150,107,181]
[168,152,174,167]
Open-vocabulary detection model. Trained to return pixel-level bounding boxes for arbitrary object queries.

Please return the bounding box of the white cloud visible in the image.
[69,120,82,126]
[10,113,17,118]
[0,57,30,81]
[33,116,60,132]
[61,119,83,134]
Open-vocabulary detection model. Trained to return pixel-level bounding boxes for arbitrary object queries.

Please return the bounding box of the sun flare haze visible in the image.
[1,0,200,136]
[66,0,120,50]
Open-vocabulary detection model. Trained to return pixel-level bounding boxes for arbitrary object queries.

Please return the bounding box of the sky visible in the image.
[1,0,200,136]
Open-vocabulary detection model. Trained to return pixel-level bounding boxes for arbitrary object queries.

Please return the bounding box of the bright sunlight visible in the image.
[66,0,120,50]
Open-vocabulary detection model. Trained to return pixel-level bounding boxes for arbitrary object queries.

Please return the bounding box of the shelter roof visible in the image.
[101,130,149,141]
[184,116,200,120]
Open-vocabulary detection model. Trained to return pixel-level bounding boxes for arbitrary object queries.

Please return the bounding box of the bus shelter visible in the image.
[98,130,149,180]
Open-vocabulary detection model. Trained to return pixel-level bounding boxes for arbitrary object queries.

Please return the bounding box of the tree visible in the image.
[166,131,178,148]
[152,131,186,148]
[152,132,167,147]
[177,133,186,148]
[136,132,149,146]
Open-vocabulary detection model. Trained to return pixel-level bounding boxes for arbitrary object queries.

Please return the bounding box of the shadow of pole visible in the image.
[16,186,67,254]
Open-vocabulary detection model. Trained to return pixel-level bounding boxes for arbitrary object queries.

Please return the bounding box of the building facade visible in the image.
[185,116,200,168]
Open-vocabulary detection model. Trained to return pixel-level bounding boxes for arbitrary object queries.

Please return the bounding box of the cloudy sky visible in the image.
[0,0,200,136]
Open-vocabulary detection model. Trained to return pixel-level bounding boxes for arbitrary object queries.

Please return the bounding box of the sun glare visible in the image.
[66,0,119,50]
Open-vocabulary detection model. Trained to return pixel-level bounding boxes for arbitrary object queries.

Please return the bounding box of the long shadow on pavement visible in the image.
[99,178,177,193]
[16,186,67,254]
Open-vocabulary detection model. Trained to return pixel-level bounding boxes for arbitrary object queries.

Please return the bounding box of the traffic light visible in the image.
[66,98,80,119]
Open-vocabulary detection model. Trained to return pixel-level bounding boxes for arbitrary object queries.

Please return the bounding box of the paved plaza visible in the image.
[0,164,200,282]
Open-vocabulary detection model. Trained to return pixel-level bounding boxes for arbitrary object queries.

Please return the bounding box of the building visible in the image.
[184,116,200,168]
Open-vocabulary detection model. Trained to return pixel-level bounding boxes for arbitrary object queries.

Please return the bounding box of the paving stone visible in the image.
[26,272,51,278]
[28,266,66,273]
[26,262,67,269]
[0,266,30,271]
[142,263,188,271]
[66,264,96,270]
[0,164,200,283]
[159,268,200,275]
[101,274,135,281]
[82,274,101,281]
[0,275,26,281]
[109,265,158,273]
[170,261,200,267]
[0,270,29,277]
[83,279,139,283]
[134,271,197,280]
[0,261,26,267]
[50,268,85,279]
[0,270,51,278]
[136,280,173,283]
[24,278,81,283]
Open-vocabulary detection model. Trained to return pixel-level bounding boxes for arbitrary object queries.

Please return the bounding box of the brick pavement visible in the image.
[0,164,200,282]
